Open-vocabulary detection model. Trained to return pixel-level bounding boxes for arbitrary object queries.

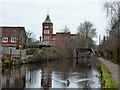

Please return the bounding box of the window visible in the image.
[44,30,49,34]
[53,37,56,40]
[44,26,49,28]
[2,37,8,42]
[44,36,49,40]
[47,30,49,34]
[11,37,16,42]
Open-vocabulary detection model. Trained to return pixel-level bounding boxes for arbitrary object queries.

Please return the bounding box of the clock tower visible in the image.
[42,14,53,43]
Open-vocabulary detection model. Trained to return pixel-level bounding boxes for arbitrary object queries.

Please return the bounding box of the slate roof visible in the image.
[43,14,52,23]
[0,26,27,38]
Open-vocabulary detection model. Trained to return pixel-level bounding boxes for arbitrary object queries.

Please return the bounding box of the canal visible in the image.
[1,59,101,89]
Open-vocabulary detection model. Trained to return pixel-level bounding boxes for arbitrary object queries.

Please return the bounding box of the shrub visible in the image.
[27,48,38,55]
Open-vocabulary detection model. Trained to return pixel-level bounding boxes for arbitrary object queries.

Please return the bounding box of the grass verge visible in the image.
[100,61,118,88]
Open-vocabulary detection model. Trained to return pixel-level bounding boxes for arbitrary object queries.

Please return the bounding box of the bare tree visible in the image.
[104,1,120,24]
[99,1,120,62]
[77,21,97,39]
[26,31,37,42]
[55,32,72,58]
[62,25,70,33]
[77,21,96,47]
[26,31,37,48]
[104,1,120,35]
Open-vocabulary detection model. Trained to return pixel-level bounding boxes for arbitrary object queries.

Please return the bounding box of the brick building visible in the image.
[42,14,77,45]
[0,26,27,49]
[42,14,53,43]
[0,26,27,60]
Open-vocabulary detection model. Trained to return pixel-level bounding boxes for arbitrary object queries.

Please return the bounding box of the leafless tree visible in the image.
[104,1,120,34]
[77,21,96,47]
[77,21,97,39]
[62,25,70,33]
[99,1,120,62]
[104,1,120,24]
[26,31,37,48]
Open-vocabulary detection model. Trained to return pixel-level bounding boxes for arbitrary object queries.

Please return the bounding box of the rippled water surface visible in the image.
[1,59,101,89]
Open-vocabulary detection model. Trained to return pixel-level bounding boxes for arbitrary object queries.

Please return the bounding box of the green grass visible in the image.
[100,62,118,88]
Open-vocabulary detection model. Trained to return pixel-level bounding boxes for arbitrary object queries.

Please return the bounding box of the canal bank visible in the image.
[1,47,60,67]
[98,58,119,88]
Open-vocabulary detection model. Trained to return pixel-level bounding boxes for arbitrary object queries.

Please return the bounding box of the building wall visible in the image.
[0,27,27,49]
[42,23,53,43]
[54,32,74,58]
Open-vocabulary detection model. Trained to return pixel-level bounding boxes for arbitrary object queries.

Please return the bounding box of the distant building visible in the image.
[41,14,77,45]
[0,26,27,49]
[42,14,53,44]
[0,26,27,60]
[53,32,77,58]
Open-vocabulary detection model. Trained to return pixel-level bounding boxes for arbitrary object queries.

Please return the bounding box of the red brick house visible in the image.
[0,26,27,49]
[0,26,27,60]
[42,14,53,43]
[42,14,77,45]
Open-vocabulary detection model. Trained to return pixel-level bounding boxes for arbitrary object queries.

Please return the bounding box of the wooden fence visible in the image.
[2,47,26,60]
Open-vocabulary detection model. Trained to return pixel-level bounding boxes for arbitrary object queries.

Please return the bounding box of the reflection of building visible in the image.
[41,64,52,88]
[1,68,26,88]
[41,73,52,87]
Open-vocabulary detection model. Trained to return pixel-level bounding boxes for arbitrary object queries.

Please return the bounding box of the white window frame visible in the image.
[44,26,49,28]
[44,29,49,34]
[2,37,8,42]
[44,30,46,34]
[44,36,49,40]
[11,37,16,42]
[47,30,49,34]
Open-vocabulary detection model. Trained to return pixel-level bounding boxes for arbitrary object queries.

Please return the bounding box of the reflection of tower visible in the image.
[42,14,53,43]
[41,66,52,88]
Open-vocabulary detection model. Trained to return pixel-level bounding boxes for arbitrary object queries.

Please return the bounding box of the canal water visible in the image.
[1,59,101,89]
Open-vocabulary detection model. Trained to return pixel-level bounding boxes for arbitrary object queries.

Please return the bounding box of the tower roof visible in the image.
[43,14,52,23]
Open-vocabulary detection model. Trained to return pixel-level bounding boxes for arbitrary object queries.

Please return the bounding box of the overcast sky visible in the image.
[0,0,117,44]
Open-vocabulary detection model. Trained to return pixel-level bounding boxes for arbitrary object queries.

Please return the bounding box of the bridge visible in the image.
[73,47,95,66]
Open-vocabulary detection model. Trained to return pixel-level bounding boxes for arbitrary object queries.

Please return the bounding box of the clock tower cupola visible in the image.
[42,14,53,43]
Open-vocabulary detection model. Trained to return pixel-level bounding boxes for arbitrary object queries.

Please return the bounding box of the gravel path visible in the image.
[98,58,119,86]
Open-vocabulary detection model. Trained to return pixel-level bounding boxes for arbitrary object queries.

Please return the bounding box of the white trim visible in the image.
[44,26,49,28]
[2,37,8,42]
[11,37,16,42]
[44,30,49,34]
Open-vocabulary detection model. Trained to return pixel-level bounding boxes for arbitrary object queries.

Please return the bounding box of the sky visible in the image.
[0,0,117,44]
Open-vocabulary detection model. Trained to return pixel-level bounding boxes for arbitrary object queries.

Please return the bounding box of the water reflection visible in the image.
[1,59,101,89]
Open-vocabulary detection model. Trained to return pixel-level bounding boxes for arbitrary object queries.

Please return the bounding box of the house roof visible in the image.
[43,14,52,23]
[0,26,27,38]
[56,32,71,34]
